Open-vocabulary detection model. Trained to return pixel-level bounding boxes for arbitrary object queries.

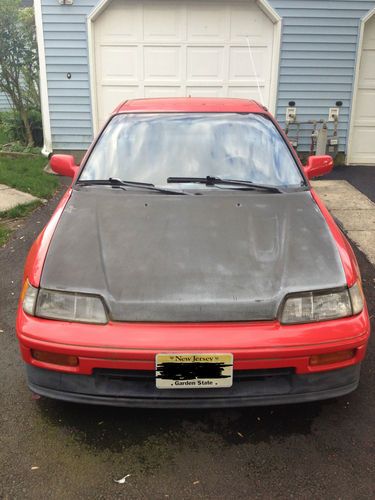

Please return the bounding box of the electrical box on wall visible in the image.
[59,0,74,5]
[286,107,297,124]
[328,107,340,122]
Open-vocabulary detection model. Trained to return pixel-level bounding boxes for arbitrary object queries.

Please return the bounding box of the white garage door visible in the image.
[92,0,277,129]
[349,12,375,165]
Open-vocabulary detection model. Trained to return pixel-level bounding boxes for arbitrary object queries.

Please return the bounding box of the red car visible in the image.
[16,98,370,407]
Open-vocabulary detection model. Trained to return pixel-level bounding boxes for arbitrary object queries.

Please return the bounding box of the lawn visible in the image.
[0,155,59,199]
[0,199,42,220]
[0,154,61,247]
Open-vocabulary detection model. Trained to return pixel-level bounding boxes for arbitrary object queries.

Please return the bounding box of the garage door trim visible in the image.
[347,7,375,166]
[87,0,282,135]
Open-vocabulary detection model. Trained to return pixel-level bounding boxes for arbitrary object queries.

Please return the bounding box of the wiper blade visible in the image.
[76,178,189,195]
[167,176,282,193]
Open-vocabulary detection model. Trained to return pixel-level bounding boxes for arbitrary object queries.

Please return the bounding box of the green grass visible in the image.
[0,200,42,220]
[0,224,11,246]
[0,155,59,198]
[0,153,60,247]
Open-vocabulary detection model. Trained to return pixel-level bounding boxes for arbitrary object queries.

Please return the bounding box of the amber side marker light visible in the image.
[310,349,356,366]
[20,279,30,302]
[31,350,79,367]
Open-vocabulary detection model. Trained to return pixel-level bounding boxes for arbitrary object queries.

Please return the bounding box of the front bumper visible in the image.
[17,307,370,407]
[26,364,361,408]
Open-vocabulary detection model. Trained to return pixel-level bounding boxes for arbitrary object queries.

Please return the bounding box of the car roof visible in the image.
[113,97,267,114]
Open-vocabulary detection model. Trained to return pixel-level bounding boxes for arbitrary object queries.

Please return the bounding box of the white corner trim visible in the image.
[34,0,52,156]
[89,0,111,22]
[257,0,282,115]
[87,18,99,136]
[87,0,111,135]
[268,13,282,116]
[362,6,375,24]
[87,0,282,131]
[256,0,281,23]
[347,7,375,165]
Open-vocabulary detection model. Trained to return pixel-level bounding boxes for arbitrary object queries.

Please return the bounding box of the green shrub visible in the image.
[0,109,43,147]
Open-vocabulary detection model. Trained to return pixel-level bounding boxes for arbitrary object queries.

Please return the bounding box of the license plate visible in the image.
[156,353,233,389]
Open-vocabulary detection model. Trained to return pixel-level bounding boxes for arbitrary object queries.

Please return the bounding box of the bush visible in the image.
[0,109,42,147]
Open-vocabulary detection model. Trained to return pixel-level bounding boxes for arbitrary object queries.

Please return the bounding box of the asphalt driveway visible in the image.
[0,175,374,499]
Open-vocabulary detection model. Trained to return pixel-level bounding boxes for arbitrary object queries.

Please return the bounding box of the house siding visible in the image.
[272,0,375,150]
[41,0,375,152]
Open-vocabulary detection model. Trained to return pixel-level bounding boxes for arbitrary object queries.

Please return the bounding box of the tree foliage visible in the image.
[0,0,40,146]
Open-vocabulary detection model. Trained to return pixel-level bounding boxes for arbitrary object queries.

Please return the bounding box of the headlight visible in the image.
[281,281,364,325]
[22,283,107,324]
[22,281,38,316]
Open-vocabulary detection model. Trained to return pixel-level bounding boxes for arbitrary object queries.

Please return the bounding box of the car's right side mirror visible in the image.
[304,155,333,180]
[50,154,79,178]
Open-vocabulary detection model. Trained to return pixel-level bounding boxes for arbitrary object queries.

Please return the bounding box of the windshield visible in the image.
[80,113,303,188]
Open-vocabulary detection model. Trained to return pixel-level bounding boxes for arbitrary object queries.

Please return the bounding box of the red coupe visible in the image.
[16,98,370,407]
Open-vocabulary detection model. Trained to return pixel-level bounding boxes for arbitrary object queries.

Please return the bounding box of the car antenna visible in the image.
[245,36,264,105]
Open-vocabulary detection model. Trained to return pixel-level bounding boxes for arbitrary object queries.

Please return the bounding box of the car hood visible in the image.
[41,188,346,322]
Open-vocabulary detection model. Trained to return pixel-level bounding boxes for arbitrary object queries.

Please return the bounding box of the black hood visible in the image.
[40,188,346,322]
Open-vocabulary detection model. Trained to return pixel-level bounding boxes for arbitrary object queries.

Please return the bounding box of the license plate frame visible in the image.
[155,353,233,389]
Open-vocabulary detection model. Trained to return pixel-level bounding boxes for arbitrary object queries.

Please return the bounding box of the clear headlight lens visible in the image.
[22,283,107,324]
[349,282,364,315]
[36,289,108,324]
[22,281,38,316]
[281,282,364,324]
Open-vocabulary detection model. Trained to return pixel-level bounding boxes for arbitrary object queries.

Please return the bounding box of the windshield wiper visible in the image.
[167,176,282,193]
[76,178,189,195]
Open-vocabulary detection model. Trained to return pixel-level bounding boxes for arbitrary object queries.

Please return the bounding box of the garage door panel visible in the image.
[144,47,181,82]
[363,16,375,49]
[187,4,228,42]
[95,0,141,43]
[99,86,138,123]
[354,90,375,122]
[229,46,268,82]
[349,15,375,164]
[144,86,182,98]
[228,86,265,100]
[186,86,224,97]
[93,0,276,128]
[351,127,375,156]
[187,47,225,81]
[230,3,272,43]
[143,3,183,42]
[99,46,139,84]
[359,51,375,84]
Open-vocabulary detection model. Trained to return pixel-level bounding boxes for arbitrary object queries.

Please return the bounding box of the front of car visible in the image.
[16,98,370,407]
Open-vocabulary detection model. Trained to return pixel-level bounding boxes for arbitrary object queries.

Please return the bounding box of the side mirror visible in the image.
[304,155,333,180]
[50,154,79,178]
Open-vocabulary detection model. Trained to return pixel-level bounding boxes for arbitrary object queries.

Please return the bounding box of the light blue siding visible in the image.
[41,0,375,152]
[271,0,375,150]
[42,0,96,150]
[0,91,11,111]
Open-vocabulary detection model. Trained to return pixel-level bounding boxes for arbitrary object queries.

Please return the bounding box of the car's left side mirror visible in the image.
[304,155,333,180]
[50,154,79,178]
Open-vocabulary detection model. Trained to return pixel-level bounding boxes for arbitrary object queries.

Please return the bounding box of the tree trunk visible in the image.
[19,107,34,147]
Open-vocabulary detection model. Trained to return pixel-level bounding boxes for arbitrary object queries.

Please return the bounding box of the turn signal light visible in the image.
[310,349,355,366]
[31,350,79,367]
